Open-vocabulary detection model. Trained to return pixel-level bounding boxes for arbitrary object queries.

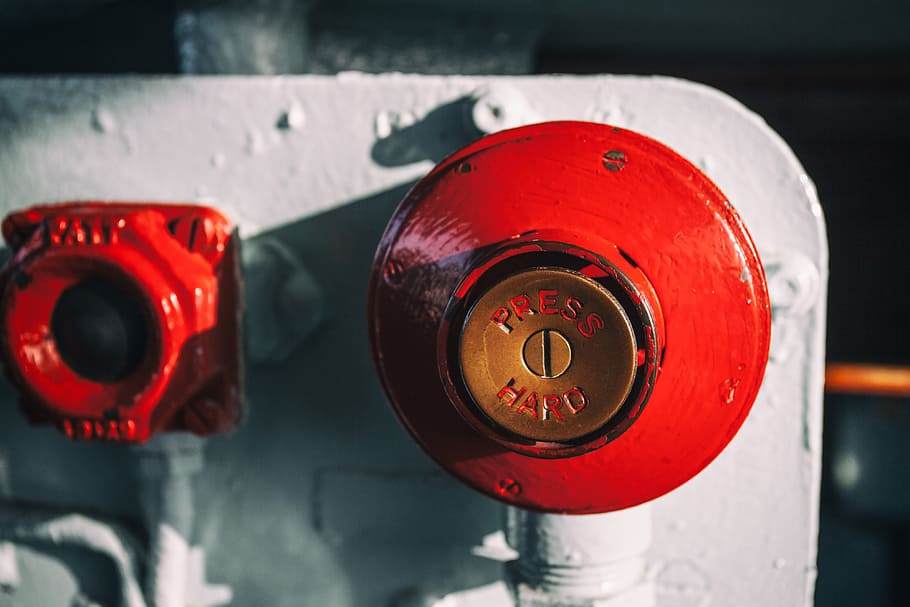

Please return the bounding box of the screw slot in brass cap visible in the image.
[458,267,638,443]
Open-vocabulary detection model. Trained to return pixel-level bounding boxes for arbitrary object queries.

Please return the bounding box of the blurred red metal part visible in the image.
[369,121,771,513]
[826,363,910,397]
[0,202,243,443]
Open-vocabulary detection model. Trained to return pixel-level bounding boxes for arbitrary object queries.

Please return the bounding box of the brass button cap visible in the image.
[459,267,638,443]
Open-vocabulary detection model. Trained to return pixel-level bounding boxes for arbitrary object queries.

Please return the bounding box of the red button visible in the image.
[369,121,770,513]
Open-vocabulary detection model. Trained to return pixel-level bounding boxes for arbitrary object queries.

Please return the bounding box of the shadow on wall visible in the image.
[187,181,504,606]
[0,182,503,606]
[371,96,482,168]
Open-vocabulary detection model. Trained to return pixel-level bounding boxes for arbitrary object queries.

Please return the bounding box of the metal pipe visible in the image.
[825,363,910,397]
[0,501,146,607]
[134,433,203,607]
[504,504,655,606]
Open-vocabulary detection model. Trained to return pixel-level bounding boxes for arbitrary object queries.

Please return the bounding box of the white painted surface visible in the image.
[0,75,826,606]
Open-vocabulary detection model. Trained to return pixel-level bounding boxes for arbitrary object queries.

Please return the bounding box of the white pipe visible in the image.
[0,501,147,607]
[142,486,192,607]
[0,456,19,590]
[134,433,202,607]
[504,504,655,606]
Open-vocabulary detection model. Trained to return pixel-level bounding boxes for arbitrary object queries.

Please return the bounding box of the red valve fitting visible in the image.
[0,202,243,443]
[369,121,771,513]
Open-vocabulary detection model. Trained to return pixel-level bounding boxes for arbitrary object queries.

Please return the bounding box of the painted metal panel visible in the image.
[0,75,826,606]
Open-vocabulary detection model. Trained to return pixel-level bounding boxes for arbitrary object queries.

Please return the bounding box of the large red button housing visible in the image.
[369,121,771,513]
[0,202,243,443]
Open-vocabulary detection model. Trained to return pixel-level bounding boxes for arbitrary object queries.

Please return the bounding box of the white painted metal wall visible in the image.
[0,74,826,606]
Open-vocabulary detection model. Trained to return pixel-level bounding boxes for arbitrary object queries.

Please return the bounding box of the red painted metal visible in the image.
[0,202,243,443]
[369,121,771,514]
